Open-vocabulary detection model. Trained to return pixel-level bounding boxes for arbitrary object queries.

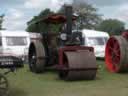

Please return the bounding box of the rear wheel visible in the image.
[105,36,128,72]
[28,41,46,73]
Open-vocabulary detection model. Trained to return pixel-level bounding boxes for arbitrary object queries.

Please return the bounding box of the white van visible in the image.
[81,29,109,58]
[0,30,30,61]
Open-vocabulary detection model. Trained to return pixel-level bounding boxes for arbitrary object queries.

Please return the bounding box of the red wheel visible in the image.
[105,36,128,72]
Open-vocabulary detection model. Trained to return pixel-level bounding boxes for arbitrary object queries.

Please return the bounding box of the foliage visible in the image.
[0,14,4,30]
[72,2,102,29]
[26,9,61,33]
[97,19,125,35]
[26,2,102,33]
[26,9,53,33]
[58,3,102,30]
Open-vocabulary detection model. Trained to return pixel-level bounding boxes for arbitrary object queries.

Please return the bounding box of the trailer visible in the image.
[0,30,30,62]
[73,29,109,58]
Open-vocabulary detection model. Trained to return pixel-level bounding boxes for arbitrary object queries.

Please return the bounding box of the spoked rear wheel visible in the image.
[105,36,128,72]
[0,74,8,96]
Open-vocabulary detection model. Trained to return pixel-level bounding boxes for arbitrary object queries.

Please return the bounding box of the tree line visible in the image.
[0,14,4,30]
[0,2,126,35]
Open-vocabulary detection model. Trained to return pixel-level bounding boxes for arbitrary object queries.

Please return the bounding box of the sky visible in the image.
[1,0,128,30]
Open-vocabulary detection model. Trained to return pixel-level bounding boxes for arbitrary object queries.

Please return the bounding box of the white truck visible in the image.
[0,30,30,61]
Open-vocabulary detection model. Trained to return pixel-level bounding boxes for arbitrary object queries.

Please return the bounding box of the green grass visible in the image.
[3,60,128,96]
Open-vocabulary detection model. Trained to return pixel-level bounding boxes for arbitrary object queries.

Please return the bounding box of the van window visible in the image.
[87,37,107,46]
[0,37,2,46]
[6,37,27,46]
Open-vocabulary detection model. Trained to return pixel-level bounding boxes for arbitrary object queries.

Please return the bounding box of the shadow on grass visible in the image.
[96,57,105,61]
[9,87,28,96]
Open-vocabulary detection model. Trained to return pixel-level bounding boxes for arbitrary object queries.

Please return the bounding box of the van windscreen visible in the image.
[6,37,27,46]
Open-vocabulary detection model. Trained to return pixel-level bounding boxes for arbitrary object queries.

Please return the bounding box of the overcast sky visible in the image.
[1,0,128,30]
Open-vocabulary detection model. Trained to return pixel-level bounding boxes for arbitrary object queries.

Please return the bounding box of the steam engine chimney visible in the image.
[65,5,73,36]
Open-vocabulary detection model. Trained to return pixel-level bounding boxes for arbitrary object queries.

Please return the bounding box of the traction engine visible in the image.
[28,5,97,81]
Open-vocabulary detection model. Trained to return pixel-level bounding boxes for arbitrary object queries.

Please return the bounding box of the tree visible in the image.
[72,2,102,29]
[97,19,125,35]
[58,3,102,30]
[26,9,55,33]
[26,2,102,33]
[0,14,4,30]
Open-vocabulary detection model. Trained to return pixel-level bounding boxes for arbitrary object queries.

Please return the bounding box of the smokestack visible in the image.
[65,5,73,36]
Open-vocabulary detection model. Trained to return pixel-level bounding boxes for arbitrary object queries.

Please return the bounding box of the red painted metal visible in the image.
[43,14,77,24]
[58,46,94,68]
[105,37,121,72]
[122,32,128,40]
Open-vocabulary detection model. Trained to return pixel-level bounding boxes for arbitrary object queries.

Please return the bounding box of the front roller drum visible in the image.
[59,50,97,81]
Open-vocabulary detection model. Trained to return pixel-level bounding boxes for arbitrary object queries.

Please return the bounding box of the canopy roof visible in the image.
[28,14,77,26]
[43,14,77,24]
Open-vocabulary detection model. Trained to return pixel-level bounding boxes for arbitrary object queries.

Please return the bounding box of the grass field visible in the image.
[3,60,128,96]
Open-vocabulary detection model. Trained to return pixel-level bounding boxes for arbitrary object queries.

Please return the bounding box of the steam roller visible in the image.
[105,31,128,72]
[28,5,97,81]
